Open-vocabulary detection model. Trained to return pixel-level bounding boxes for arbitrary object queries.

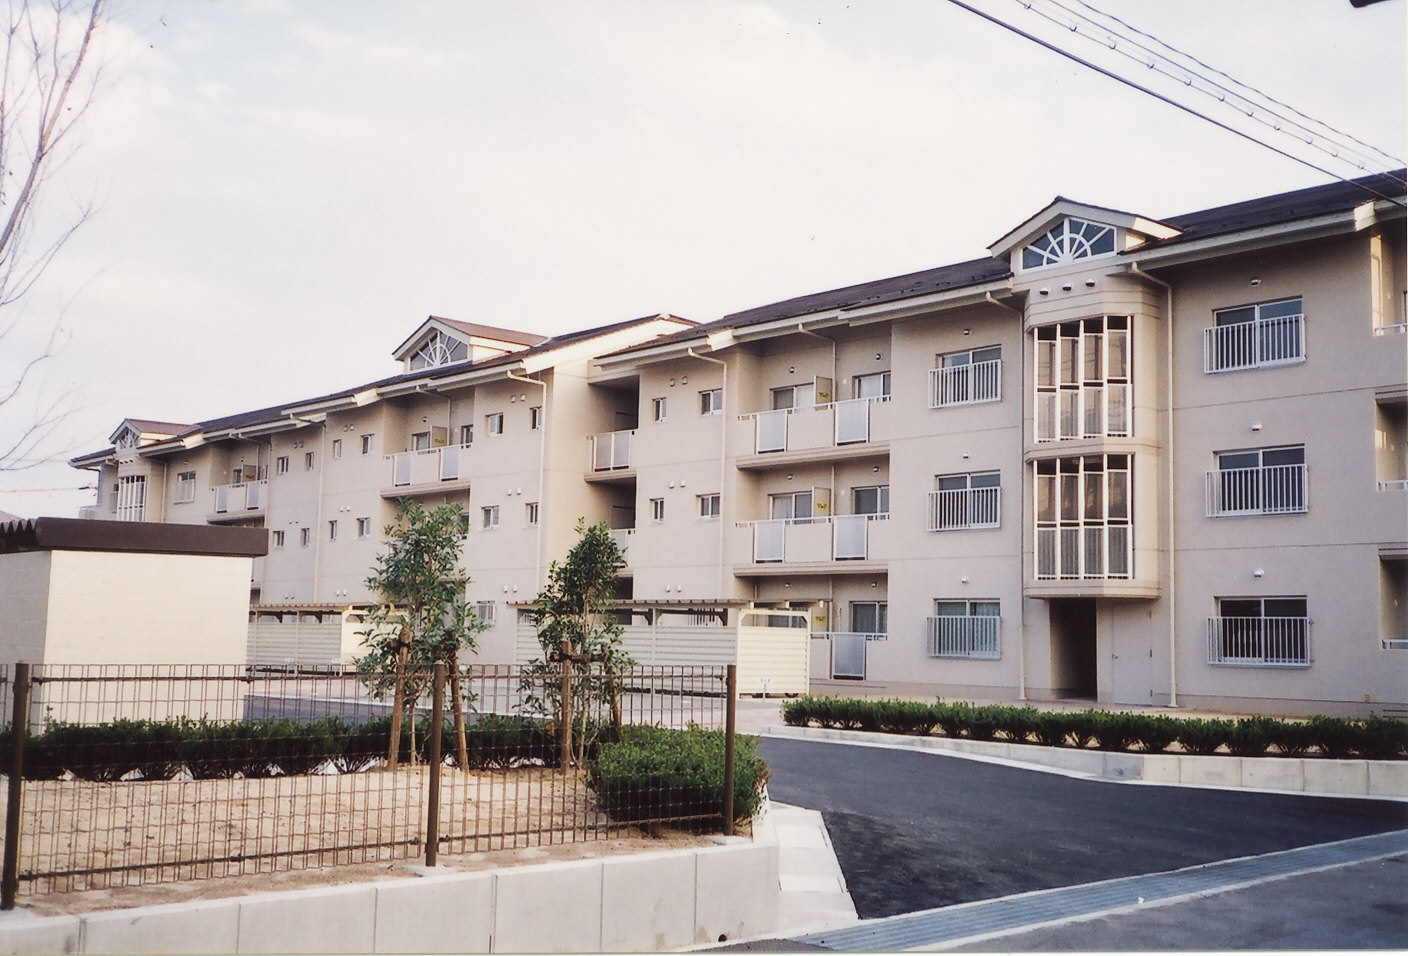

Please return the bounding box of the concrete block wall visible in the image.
[0,839,778,954]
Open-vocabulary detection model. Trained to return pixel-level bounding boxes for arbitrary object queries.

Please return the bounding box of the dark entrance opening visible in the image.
[1049,597,1097,699]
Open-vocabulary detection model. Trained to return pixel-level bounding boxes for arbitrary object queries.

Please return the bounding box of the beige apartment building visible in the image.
[74,172,1407,716]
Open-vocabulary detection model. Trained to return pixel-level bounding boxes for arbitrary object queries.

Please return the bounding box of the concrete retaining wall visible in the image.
[775,726,1408,799]
[0,837,778,954]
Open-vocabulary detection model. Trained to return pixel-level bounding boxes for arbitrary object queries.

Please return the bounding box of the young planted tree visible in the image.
[357,499,484,768]
[522,519,633,767]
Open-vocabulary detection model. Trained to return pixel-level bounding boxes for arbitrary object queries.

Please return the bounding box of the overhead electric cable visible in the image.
[941,0,1406,207]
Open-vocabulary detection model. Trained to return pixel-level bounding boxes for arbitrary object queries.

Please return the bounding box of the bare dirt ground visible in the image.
[4,766,712,918]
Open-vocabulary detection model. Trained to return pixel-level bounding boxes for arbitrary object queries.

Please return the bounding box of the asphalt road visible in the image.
[757,736,1408,920]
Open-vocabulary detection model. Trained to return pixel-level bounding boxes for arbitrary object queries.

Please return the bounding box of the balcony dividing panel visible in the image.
[832,514,870,560]
[755,410,787,453]
[834,398,871,445]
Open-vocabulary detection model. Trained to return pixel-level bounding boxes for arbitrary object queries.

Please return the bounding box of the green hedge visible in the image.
[780,696,1408,759]
[586,726,768,829]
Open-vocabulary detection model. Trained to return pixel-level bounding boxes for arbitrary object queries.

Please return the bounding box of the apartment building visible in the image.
[73,172,1406,716]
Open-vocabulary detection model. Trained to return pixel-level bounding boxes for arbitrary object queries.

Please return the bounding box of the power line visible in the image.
[941,0,1406,207]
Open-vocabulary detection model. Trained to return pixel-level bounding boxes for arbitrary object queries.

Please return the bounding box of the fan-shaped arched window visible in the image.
[409,330,469,370]
[1021,218,1116,270]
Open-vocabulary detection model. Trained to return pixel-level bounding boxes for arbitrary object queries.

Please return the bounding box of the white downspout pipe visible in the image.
[985,291,1029,700]
[687,348,728,600]
[1127,264,1177,709]
[506,369,548,592]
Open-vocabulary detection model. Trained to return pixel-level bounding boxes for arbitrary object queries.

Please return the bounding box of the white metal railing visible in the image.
[1203,313,1304,373]
[213,480,266,514]
[1207,616,1310,667]
[591,429,634,471]
[828,631,870,679]
[389,442,471,487]
[1038,383,1129,441]
[926,615,1000,659]
[929,359,1001,408]
[1205,464,1307,516]
[813,630,889,642]
[927,487,1000,531]
[115,476,147,522]
[1035,524,1131,579]
[1379,478,1408,491]
[744,396,889,453]
[608,528,634,563]
[1374,322,1408,336]
[743,514,888,562]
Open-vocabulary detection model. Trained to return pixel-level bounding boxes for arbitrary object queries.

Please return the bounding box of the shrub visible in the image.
[586,726,768,829]
[1308,715,1359,758]
[1063,711,1101,749]
[992,707,1040,744]
[1267,719,1315,757]
[1031,711,1070,748]
[179,720,249,779]
[1091,712,1144,752]
[874,699,937,736]
[1225,717,1276,757]
[1177,718,1231,755]
[332,717,392,773]
[933,701,974,738]
[267,718,340,775]
[1357,716,1408,760]
[1132,715,1179,753]
[463,715,558,770]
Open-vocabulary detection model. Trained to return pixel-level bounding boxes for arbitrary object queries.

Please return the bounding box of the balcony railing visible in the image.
[1036,384,1130,441]
[927,487,1001,531]
[1035,524,1131,580]
[1378,478,1408,491]
[822,631,884,679]
[213,480,266,514]
[744,513,888,563]
[744,396,889,454]
[590,429,634,472]
[389,443,470,487]
[608,528,634,565]
[1205,464,1307,516]
[925,615,1000,659]
[929,359,1001,408]
[1207,616,1310,667]
[1203,313,1304,373]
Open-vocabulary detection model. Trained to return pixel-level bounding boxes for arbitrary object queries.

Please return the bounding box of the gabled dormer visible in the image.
[989,199,1181,276]
[392,317,547,373]
[108,418,193,451]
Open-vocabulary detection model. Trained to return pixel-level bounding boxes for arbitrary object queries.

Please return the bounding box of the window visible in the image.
[1208,597,1309,667]
[771,384,814,410]
[328,520,338,541]
[928,473,999,531]
[486,413,504,436]
[474,601,496,625]
[409,329,468,370]
[356,517,371,539]
[457,512,471,535]
[853,371,891,400]
[698,494,720,519]
[174,471,196,504]
[850,602,888,637]
[530,406,543,430]
[275,456,289,475]
[650,498,665,523]
[458,424,473,446]
[1021,217,1116,270]
[411,431,432,451]
[1035,455,1131,580]
[526,502,539,526]
[699,389,723,415]
[304,451,315,471]
[272,530,285,549]
[927,600,1001,659]
[300,527,311,548]
[1205,298,1304,373]
[361,434,374,455]
[769,491,812,522]
[651,397,667,422]
[116,475,147,522]
[481,505,499,529]
[1035,316,1130,440]
[1206,446,1306,516]
[851,485,889,516]
[331,439,343,460]
[931,346,1002,407]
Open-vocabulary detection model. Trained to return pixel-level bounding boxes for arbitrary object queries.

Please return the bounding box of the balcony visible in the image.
[1203,312,1304,373]
[927,487,1001,531]
[737,398,890,467]
[925,615,1000,660]
[1205,464,1307,517]
[383,443,473,497]
[210,480,267,522]
[929,359,1001,409]
[1207,616,1310,667]
[608,528,634,567]
[739,514,889,569]
[586,429,634,481]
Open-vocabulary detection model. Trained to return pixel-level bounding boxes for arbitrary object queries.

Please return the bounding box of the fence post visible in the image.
[723,664,737,837]
[3,663,31,910]
[426,662,445,868]
[559,658,573,774]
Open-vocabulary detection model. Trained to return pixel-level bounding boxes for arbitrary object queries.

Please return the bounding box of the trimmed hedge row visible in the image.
[780,697,1408,759]
[0,714,565,781]
[586,726,768,829]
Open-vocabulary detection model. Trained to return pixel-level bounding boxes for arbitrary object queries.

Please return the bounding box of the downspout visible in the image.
[506,369,548,592]
[985,291,1029,701]
[687,348,728,600]
[1127,264,1177,709]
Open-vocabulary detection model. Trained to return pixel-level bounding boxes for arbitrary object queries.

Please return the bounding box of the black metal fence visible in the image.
[0,662,736,903]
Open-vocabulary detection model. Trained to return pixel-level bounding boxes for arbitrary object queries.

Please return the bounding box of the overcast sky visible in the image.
[1,0,1403,518]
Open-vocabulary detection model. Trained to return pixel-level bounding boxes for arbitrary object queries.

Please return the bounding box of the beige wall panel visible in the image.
[0,551,53,662]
